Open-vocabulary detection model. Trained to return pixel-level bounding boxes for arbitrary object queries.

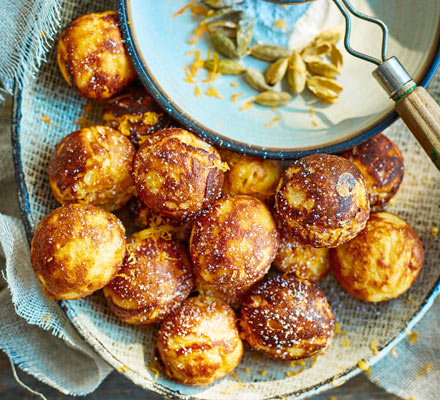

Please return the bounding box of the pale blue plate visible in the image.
[119,0,440,159]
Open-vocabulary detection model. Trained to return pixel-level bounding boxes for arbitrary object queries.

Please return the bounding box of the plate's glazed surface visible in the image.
[120,0,440,158]
[11,1,440,399]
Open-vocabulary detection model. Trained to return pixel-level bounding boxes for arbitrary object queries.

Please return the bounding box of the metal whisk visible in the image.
[265,0,440,171]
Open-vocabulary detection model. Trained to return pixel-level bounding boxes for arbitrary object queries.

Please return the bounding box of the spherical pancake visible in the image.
[274,226,330,282]
[156,296,243,385]
[49,126,136,211]
[194,270,250,309]
[103,231,193,324]
[190,195,279,291]
[30,204,126,300]
[275,154,370,248]
[220,149,281,203]
[341,133,404,208]
[133,128,224,222]
[240,274,335,360]
[57,11,137,99]
[102,82,174,147]
[331,212,423,302]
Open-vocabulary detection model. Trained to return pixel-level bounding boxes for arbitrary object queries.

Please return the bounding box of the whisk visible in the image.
[265,0,440,171]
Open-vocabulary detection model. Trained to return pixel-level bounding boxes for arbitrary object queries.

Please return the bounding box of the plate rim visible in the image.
[11,83,440,399]
[118,0,440,159]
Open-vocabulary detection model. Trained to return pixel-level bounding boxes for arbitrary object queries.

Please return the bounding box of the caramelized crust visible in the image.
[133,128,224,222]
[102,82,175,147]
[49,126,136,211]
[274,225,330,282]
[30,204,126,300]
[240,274,335,360]
[341,133,404,209]
[156,296,243,385]
[331,212,423,302]
[103,231,193,324]
[275,154,370,248]
[219,149,281,203]
[57,11,136,99]
[190,195,279,291]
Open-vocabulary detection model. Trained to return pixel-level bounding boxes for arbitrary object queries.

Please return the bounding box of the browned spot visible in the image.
[275,153,369,248]
[341,134,404,208]
[240,274,335,361]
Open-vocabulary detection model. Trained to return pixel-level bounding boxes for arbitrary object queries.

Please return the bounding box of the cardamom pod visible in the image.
[255,91,291,107]
[330,44,343,68]
[245,68,272,91]
[265,57,289,85]
[301,43,331,63]
[307,76,343,102]
[312,25,345,46]
[210,31,238,59]
[207,20,237,38]
[236,19,254,57]
[204,59,245,74]
[307,60,340,78]
[287,51,306,94]
[250,44,290,62]
[202,8,243,24]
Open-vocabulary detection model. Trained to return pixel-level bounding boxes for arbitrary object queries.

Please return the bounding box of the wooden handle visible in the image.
[395,86,440,170]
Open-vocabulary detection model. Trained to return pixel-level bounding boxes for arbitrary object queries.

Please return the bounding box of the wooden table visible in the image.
[0,351,399,400]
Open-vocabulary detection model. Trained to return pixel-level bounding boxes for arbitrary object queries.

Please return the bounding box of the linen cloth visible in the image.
[0,1,439,399]
[0,96,113,396]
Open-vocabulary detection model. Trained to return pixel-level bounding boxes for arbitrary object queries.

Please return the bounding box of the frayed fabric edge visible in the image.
[0,0,61,101]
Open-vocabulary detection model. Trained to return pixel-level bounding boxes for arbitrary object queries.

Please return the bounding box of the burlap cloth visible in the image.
[0,1,439,399]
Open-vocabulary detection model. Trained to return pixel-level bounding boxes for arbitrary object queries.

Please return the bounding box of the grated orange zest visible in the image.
[408,331,419,345]
[358,360,371,377]
[240,100,253,111]
[173,1,196,18]
[189,22,208,45]
[415,363,432,379]
[231,92,243,103]
[40,114,54,126]
[191,5,209,16]
[335,322,347,334]
[205,86,223,99]
[264,116,281,127]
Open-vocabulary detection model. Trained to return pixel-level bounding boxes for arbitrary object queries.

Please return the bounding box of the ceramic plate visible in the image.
[119,0,440,158]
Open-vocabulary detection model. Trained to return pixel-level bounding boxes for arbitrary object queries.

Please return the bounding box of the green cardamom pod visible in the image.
[287,51,306,94]
[250,44,290,62]
[204,59,245,74]
[255,91,291,107]
[202,8,243,24]
[207,20,237,38]
[265,57,289,85]
[236,19,254,57]
[210,31,238,59]
[245,68,272,92]
[307,60,340,78]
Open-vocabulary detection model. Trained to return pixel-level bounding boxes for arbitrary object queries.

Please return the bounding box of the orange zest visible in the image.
[173,1,196,18]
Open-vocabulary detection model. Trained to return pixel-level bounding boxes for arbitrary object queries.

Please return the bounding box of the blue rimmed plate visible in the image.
[119,0,440,158]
